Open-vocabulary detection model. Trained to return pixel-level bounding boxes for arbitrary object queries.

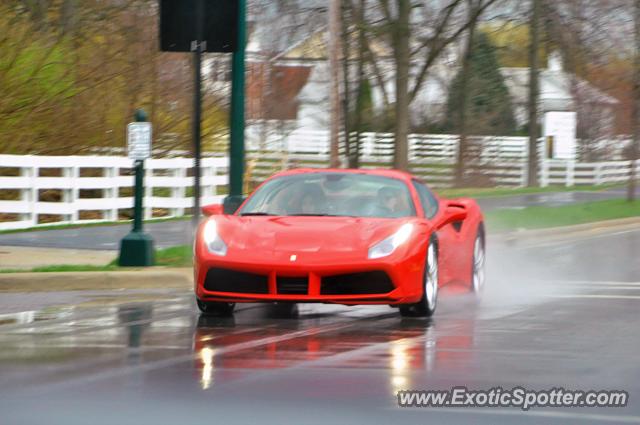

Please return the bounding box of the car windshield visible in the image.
[239,173,416,218]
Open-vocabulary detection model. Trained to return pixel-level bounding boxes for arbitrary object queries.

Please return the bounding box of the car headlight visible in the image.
[202,219,228,256]
[368,223,413,259]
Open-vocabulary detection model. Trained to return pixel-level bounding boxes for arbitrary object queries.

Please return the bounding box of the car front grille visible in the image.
[204,268,269,294]
[277,276,309,295]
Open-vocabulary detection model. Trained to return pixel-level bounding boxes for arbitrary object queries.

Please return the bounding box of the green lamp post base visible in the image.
[118,231,155,267]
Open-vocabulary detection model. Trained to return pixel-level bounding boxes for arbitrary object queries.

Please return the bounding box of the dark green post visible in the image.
[224,0,247,214]
[118,109,155,267]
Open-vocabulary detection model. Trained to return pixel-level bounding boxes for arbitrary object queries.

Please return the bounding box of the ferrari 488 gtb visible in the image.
[194,169,485,317]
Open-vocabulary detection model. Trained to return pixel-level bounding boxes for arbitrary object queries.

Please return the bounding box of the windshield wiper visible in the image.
[240,212,276,216]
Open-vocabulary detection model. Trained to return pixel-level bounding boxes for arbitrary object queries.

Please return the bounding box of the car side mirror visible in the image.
[440,202,467,227]
[202,203,224,216]
[223,196,247,215]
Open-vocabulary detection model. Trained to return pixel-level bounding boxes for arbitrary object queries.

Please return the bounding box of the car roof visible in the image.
[270,168,415,183]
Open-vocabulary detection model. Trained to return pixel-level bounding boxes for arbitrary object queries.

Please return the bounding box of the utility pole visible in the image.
[328,0,342,168]
[628,0,640,202]
[527,0,540,187]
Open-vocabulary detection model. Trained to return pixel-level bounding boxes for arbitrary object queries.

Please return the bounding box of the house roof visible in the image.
[276,27,393,61]
[500,67,619,107]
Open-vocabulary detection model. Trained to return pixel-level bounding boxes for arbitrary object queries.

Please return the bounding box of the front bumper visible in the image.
[194,249,425,306]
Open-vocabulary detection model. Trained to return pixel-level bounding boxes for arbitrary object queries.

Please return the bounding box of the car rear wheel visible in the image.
[196,298,236,317]
[400,239,438,317]
[471,230,486,294]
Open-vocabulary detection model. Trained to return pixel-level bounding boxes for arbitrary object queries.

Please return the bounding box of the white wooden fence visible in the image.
[0,155,227,231]
[0,133,638,230]
[244,131,638,187]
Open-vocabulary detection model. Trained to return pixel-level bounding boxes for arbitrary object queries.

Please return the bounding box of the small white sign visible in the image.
[543,112,577,160]
[127,122,152,160]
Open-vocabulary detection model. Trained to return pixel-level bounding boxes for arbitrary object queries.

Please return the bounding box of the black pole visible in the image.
[192,0,204,229]
[132,160,144,233]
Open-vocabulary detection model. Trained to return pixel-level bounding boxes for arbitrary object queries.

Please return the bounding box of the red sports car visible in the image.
[194,169,485,317]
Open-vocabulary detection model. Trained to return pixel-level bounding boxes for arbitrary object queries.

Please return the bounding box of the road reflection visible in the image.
[193,310,476,395]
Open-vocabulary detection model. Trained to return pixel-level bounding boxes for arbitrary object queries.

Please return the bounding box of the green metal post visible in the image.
[224,0,247,214]
[118,109,155,267]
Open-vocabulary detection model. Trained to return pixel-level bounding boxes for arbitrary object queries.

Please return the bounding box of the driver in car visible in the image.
[376,187,411,217]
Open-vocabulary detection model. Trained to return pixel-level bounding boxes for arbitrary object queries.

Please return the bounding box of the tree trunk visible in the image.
[527,0,540,187]
[628,0,640,202]
[60,0,78,35]
[350,0,366,169]
[393,0,410,171]
[454,1,479,187]
[341,2,352,166]
[329,0,342,168]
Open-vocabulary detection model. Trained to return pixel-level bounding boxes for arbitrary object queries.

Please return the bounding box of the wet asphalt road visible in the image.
[0,187,636,251]
[0,229,639,424]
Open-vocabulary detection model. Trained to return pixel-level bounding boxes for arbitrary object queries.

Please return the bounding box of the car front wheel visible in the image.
[471,229,486,294]
[197,298,236,317]
[400,239,438,317]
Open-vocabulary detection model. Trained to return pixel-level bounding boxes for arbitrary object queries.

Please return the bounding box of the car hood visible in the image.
[213,216,414,263]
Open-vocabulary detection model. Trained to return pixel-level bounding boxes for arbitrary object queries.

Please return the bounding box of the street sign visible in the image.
[159,0,238,52]
[127,122,152,160]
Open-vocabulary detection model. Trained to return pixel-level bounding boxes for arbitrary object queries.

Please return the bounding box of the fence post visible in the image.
[144,166,153,220]
[540,160,549,187]
[566,160,575,187]
[63,165,79,223]
[108,166,119,221]
[173,167,186,217]
[594,164,603,186]
[21,165,37,227]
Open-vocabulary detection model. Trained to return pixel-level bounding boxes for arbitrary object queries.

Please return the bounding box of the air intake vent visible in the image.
[321,271,394,295]
[204,268,269,294]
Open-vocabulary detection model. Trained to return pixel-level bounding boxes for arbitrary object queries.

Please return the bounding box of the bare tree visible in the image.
[374,0,500,171]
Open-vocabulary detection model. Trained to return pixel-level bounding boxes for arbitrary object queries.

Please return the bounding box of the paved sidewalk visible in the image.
[0,268,192,293]
[0,246,116,270]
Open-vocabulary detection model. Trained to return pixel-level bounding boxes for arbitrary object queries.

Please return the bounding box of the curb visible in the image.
[489,216,640,246]
[0,268,193,293]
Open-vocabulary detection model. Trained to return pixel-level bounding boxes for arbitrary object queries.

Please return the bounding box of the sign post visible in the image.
[118,109,155,267]
[158,0,243,220]
[224,0,247,215]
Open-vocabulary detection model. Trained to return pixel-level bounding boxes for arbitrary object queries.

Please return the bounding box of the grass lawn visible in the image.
[485,199,640,232]
[154,245,192,267]
[438,184,621,199]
